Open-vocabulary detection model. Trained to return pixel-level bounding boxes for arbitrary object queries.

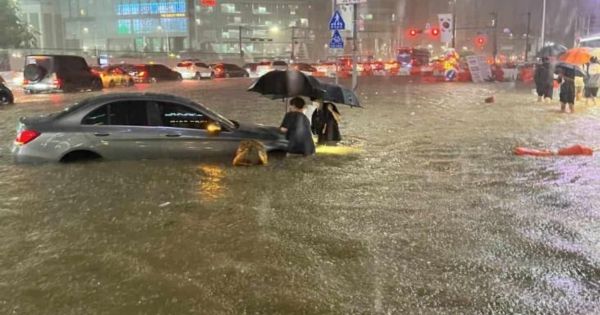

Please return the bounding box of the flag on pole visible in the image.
[438,14,454,44]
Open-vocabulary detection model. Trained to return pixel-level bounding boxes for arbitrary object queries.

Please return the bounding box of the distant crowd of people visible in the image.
[534,56,600,113]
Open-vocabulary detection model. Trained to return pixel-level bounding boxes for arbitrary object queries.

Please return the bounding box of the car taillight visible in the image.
[15,130,41,145]
[23,79,29,85]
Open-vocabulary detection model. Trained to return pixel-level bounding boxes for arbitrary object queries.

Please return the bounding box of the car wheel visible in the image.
[177,74,183,81]
[0,92,12,105]
[225,73,231,78]
[92,79,103,91]
[210,72,215,79]
[127,79,135,86]
[150,77,158,84]
[194,72,201,80]
[243,73,249,78]
[108,80,115,88]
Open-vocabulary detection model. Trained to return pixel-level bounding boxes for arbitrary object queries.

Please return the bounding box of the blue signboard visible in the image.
[329,11,346,30]
[330,30,344,49]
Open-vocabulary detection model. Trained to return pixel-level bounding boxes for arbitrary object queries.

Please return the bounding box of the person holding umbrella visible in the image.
[584,57,600,106]
[534,57,554,102]
[556,65,578,113]
[312,102,342,145]
[280,97,315,156]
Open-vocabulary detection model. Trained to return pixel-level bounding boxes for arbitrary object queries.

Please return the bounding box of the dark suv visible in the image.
[132,64,183,83]
[23,55,102,93]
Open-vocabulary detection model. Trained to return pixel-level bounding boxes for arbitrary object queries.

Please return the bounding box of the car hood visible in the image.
[235,122,284,141]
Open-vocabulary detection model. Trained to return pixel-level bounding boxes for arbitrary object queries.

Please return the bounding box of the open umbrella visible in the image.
[537,44,568,58]
[248,70,323,100]
[559,47,592,65]
[555,62,586,77]
[320,82,362,107]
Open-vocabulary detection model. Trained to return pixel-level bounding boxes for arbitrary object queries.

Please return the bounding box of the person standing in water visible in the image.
[584,57,600,106]
[280,97,315,156]
[534,57,554,102]
[312,102,342,145]
[557,67,576,113]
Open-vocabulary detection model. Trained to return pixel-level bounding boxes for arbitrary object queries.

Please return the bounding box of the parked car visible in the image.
[173,61,213,80]
[92,66,135,88]
[256,60,288,76]
[242,63,260,77]
[0,75,14,105]
[132,64,183,83]
[12,93,287,163]
[22,55,103,93]
[291,63,317,75]
[210,63,249,78]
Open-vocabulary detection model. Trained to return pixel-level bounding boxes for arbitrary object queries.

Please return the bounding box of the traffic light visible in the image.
[408,29,419,37]
[474,35,487,47]
[430,27,440,37]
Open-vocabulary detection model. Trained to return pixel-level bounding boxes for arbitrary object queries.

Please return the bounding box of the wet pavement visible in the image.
[0,77,599,314]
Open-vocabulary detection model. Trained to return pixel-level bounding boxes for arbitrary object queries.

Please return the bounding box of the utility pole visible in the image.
[351,3,358,91]
[332,0,339,85]
[291,27,296,61]
[451,0,457,49]
[525,12,531,61]
[239,25,243,60]
[491,12,498,62]
[541,0,546,48]
[186,0,195,51]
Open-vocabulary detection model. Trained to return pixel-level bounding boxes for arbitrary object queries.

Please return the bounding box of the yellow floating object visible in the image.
[315,145,363,156]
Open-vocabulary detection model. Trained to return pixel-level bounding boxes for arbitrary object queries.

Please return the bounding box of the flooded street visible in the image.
[0,78,599,314]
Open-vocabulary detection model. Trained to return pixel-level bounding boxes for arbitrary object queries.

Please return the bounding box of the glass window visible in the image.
[195,63,208,68]
[159,102,211,130]
[82,105,109,125]
[108,101,149,126]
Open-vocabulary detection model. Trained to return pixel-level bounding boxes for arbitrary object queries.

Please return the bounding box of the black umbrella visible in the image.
[537,44,568,58]
[554,62,586,77]
[320,82,362,108]
[248,70,324,100]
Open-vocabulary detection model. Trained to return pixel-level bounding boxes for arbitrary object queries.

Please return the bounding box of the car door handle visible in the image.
[94,133,110,137]
[165,134,181,138]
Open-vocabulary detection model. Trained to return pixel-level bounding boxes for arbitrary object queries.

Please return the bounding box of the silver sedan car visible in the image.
[12,93,288,163]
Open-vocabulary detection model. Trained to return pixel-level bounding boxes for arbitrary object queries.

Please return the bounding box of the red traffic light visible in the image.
[475,35,487,46]
[408,29,418,37]
[430,28,440,37]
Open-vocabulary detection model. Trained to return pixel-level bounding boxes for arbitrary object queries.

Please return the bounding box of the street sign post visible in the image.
[329,10,346,30]
[329,30,344,49]
[336,0,367,4]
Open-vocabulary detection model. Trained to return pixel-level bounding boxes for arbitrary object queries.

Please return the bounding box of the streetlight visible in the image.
[157,25,170,55]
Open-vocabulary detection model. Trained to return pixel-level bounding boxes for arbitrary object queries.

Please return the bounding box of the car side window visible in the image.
[82,105,109,125]
[109,101,149,126]
[159,102,212,130]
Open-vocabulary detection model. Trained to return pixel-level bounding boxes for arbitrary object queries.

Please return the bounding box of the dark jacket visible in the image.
[312,103,341,144]
[534,62,554,86]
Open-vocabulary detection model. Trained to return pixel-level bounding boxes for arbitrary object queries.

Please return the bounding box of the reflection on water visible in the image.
[0,78,599,314]
[197,164,225,201]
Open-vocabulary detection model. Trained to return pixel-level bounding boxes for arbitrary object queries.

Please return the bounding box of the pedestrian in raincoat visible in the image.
[311,102,342,145]
[280,97,315,156]
[584,57,600,106]
[557,66,576,113]
[534,57,554,102]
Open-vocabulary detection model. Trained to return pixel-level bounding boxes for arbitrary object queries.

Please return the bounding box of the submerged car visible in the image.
[92,66,135,88]
[132,64,183,83]
[0,75,14,105]
[22,55,103,93]
[13,93,287,163]
[173,61,213,80]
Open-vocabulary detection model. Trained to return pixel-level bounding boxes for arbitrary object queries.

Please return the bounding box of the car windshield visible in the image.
[195,63,208,68]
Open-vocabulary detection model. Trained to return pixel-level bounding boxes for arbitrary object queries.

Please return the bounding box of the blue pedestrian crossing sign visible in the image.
[329,10,346,30]
[329,30,344,49]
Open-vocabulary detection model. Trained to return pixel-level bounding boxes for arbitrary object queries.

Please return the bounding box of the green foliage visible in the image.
[0,0,38,48]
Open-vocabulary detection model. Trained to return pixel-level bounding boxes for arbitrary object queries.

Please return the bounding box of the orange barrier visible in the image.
[514,147,554,157]
[557,145,594,156]
[514,145,594,157]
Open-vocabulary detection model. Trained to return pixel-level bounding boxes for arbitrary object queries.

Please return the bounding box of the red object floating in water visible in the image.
[557,145,594,156]
[514,147,554,157]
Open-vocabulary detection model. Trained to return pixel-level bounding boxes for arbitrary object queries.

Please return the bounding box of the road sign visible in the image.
[329,11,346,30]
[329,30,344,49]
[336,0,367,4]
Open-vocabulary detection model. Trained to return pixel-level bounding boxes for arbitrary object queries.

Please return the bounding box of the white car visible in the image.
[173,61,213,80]
[256,61,288,76]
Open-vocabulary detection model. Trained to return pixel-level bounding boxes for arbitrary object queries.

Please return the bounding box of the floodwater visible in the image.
[0,78,599,314]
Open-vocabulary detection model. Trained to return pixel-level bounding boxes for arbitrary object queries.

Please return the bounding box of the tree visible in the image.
[0,0,37,48]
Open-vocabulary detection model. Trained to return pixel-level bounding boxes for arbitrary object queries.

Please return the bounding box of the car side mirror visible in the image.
[207,122,221,136]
